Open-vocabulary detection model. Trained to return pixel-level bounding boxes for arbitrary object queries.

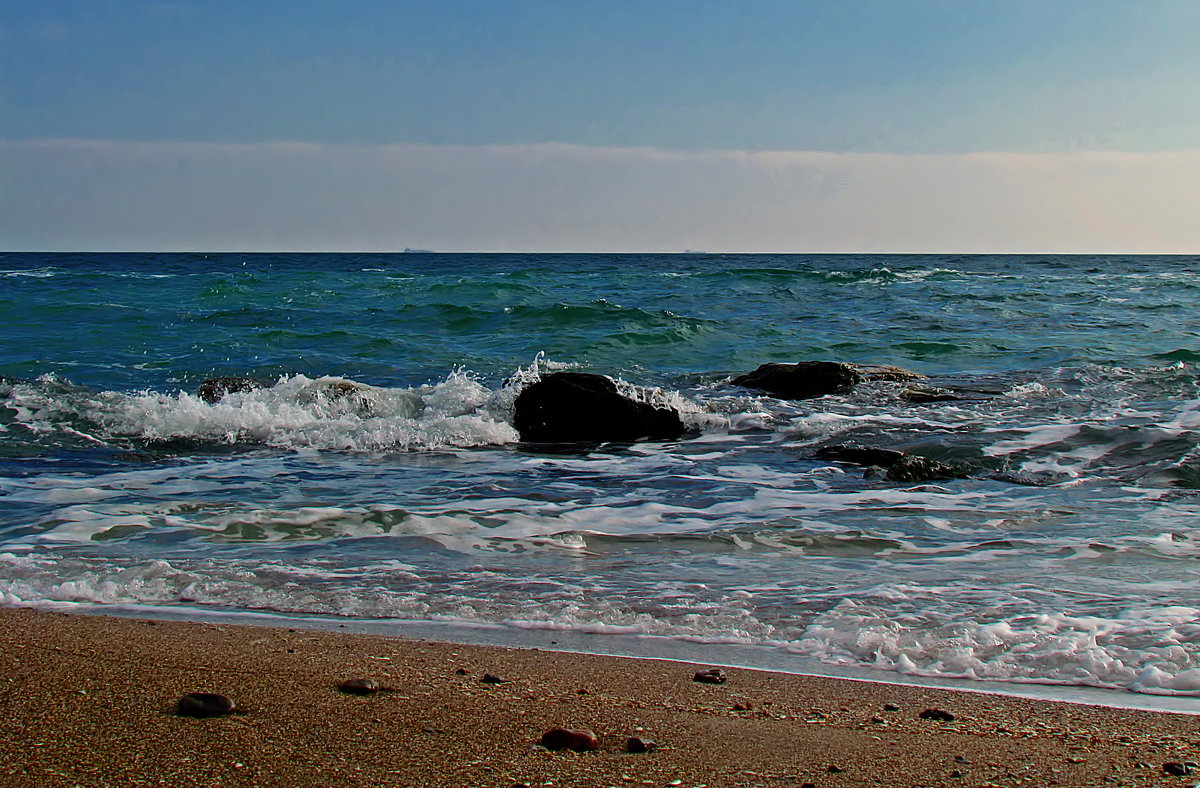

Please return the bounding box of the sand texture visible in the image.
[2,606,1198,787]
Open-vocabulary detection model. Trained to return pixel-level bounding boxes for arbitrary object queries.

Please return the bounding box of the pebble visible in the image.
[540,728,599,752]
[918,708,956,722]
[693,668,727,685]
[625,736,657,754]
[1163,761,1197,776]
[481,673,507,684]
[337,678,381,695]
[883,703,901,711]
[175,692,237,718]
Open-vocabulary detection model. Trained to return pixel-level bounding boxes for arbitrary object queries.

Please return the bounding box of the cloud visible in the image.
[2,139,1199,252]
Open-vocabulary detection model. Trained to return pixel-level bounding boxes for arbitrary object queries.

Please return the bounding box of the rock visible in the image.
[1164,762,1197,776]
[625,736,657,753]
[732,362,861,400]
[815,445,905,468]
[693,668,727,684]
[885,456,971,483]
[883,703,901,711]
[900,385,960,403]
[175,692,237,718]
[918,708,956,722]
[853,364,925,382]
[827,765,845,773]
[337,678,381,695]
[513,372,684,443]
[198,377,268,403]
[539,727,599,752]
[480,673,507,684]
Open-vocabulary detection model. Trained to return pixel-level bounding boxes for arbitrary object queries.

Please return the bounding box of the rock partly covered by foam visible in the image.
[513,372,683,443]
[732,362,861,400]
[198,377,269,403]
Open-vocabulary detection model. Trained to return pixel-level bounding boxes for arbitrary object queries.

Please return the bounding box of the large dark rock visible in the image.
[513,372,683,443]
[732,362,861,400]
[198,377,269,403]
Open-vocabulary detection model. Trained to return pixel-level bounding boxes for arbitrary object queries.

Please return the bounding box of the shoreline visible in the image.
[4,607,1199,787]
[23,601,1200,717]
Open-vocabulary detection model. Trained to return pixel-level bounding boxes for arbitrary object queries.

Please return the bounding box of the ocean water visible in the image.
[3,252,1200,702]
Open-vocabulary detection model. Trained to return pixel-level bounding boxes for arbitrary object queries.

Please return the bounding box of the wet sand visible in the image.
[1,606,1197,787]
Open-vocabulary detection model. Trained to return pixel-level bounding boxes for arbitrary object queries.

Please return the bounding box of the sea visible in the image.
[3,252,1200,710]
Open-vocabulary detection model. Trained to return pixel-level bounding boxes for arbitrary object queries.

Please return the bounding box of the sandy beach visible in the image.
[1,607,1197,787]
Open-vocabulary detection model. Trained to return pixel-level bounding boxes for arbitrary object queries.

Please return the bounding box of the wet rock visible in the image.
[539,727,599,752]
[900,385,961,403]
[853,364,925,382]
[732,362,861,400]
[198,377,269,403]
[918,708,956,722]
[175,692,237,718]
[625,736,657,753]
[815,445,905,468]
[885,456,971,483]
[337,678,381,695]
[693,668,727,684]
[513,372,684,444]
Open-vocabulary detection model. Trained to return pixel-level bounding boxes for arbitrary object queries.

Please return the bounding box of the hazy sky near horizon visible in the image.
[4,0,1200,252]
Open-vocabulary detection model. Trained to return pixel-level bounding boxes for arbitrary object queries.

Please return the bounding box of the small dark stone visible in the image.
[337,678,380,695]
[827,765,845,773]
[918,708,956,722]
[732,361,861,400]
[950,769,964,778]
[454,667,469,675]
[732,702,753,711]
[539,727,599,752]
[175,692,236,718]
[625,736,657,753]
[1164,762,1195,776]
[801,784,817,788]
[576,688,591,695]
[481,673,507,684]
[954,755,969,764]
[869,715,885,723]
[693,668,727,684]
[883,703,901,711]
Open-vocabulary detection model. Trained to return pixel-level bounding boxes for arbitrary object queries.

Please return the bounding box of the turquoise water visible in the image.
[3,252,1200,699]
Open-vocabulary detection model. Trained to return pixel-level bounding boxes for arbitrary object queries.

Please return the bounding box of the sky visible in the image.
[3,0,1200,252]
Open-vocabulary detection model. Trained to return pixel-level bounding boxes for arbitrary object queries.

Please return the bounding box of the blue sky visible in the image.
[3,0,1200,251]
